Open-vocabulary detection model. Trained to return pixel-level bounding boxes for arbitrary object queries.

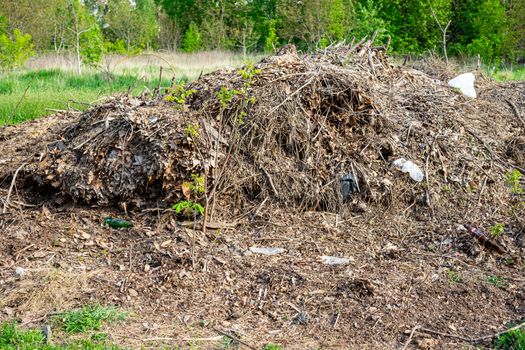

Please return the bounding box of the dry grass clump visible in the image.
[0,268,96,320]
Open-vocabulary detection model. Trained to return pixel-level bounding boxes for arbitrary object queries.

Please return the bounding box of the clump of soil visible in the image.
[1,38,524,349]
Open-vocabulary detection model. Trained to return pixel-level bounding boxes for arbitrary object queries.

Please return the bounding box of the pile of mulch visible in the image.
[0,38,524,349]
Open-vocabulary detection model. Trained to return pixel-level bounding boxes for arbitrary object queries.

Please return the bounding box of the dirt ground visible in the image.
[1,43,524,349]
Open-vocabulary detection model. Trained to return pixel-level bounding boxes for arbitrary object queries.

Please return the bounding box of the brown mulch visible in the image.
[0,39,524,349]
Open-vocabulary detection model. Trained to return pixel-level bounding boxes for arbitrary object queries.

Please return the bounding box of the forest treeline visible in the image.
[1,0,524,64]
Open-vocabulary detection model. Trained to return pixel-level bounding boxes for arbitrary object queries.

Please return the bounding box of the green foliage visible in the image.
[173,174,205,218]
[165,82,196,108]
[79,26,104,67]
[0,68,171,125]
[326,0,347,42]
[0,321,126,350]
[264,344,283,350]
[0,29,35,71]
[184,123,200,138]
[506,169,523,194]
[53,305,126,334]
[182,22,202,53]
[485,275,509,288]
[352,0,388,44]
[172,200,205,216]
[189,174,205,195]
[104,0,158,53]
[493,326,525,350]
[265,19,279,53]
[215,86,241,109]
[489,223,505,237]
[0,322,46,349]
[239,63,261,81]
[446,269,461,284]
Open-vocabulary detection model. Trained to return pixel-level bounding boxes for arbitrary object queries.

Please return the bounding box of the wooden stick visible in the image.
[402,326,420,350]
[2,162,27,214]
[213,328,257,350]
[417,320,525,343]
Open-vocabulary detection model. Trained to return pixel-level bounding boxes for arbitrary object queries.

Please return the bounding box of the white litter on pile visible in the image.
[392,158,424,182]
[448,72,476,98]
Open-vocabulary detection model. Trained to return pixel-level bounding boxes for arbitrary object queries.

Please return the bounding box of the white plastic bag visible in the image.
[393,158,424,182]
[249,247,284,255]
[448,72,476,98]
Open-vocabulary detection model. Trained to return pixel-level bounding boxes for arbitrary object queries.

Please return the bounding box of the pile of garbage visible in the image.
[8,38,524,228]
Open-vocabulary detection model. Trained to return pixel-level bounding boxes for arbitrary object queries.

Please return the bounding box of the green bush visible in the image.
[0,29,35,71]
[182,22,201,53]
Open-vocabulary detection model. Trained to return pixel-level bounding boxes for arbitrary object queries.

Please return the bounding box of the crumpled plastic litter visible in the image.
[393,158,424,182]
[448,72,476,98]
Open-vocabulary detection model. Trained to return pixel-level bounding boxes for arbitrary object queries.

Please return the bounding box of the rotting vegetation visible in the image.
[0,37,524,349]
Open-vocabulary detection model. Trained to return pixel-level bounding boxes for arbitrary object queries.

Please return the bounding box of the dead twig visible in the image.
[213,328,257,350]
[2,162,27,214]
[505,98,525,128]
[417,321,525,343]
[402,325,420,350]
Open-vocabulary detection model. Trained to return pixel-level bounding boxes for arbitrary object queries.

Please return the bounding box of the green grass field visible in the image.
[0,69,173,125]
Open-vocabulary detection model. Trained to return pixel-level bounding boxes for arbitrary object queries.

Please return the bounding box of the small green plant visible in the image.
[486,275,509,288]
[0,321,125,350]
[506,169,523,194]
[264,344,283,350]
[215,86,241,109]
[53,305,126,334]
[184,123,200,138]
[446,269,461,284]
[220,335,234,348]
[239,63,261,82]
[490,223,505,237]
[165,82,196,108]
[172,200,204,216]
[493,326,525,349]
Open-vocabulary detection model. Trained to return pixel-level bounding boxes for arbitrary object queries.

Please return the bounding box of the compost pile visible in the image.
[3,39,522,224]
[1,38,525,349]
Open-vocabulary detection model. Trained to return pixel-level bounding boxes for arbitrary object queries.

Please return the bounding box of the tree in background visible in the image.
[506,0,525,61]
[465,0,507,63]
[0,0,523,63]
[182,22,202,53]
[351,0,388,43]
[104,0,158,54]
[265,19,279,53]
[66,0,103,74]
[0,28,35,71]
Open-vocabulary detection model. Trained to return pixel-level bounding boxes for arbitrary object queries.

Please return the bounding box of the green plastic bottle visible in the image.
[104,218,133,228]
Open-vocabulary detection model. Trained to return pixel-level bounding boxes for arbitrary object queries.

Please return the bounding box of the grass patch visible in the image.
[490,68,525,82]
[0,69,172,125]
[264,344,283,350]
[53,305,126,334]
[0,322,125,350]
[493,326,525,349]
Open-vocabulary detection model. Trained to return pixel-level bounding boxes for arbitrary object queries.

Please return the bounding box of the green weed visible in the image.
[164,82,196,107]
[0,322,125,350]
[264,344,283,350]
[446,269,461,284]
[184,123,200,138]
[172,200,204,216]
[493,326,525,349]
[53,305,126,334]
[506,169,523,194]
[490,223,505,237]
[215,86,241,109]
[486,275,509,288]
